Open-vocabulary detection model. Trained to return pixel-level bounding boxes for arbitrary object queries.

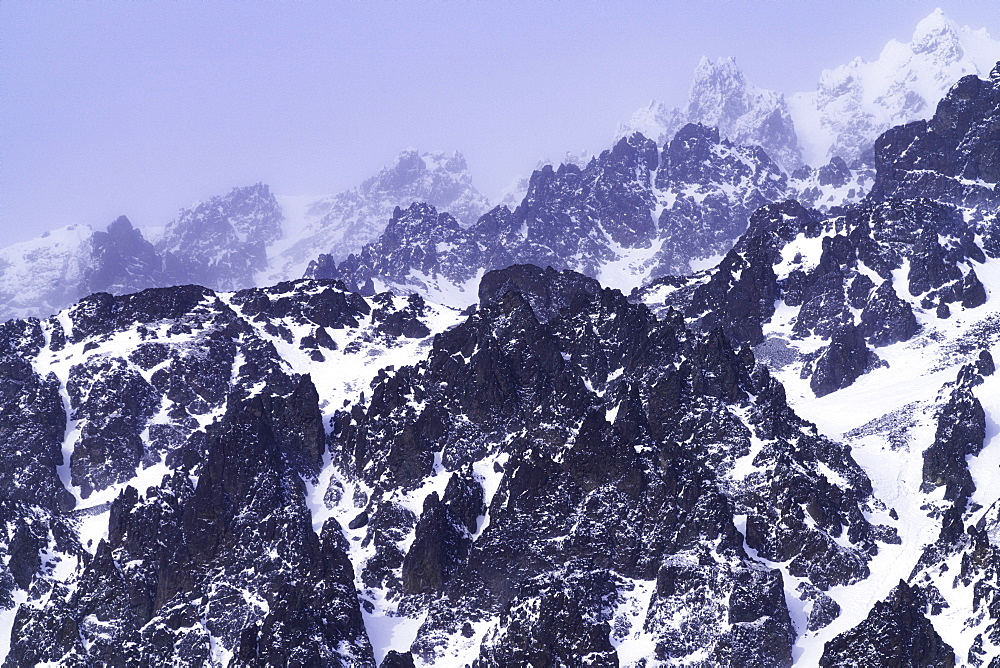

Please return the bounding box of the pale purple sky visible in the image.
[2,1,998,244]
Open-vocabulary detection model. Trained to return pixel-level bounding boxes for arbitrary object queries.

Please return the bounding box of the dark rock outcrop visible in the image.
[859,281,919,346]
[809,323,881,397]
[819,581,956,667]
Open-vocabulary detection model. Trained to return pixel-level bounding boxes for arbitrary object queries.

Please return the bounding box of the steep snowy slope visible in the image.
[636,63,1000,666]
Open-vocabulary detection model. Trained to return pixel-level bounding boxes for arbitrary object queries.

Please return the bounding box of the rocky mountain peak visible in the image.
[368,150,469,196]
[789,9,1000,167]
[618,57,801,173]
[156,183,284,291]
[81,215,163,297]
[106,215,136,236]
[687,56,752,121]
[870,60,1000,204]
[911,7,963,57]
[263,149,490,285]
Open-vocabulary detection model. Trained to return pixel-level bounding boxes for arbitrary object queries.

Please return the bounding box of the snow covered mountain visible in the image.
[0,153,488,323]
[156,183,284,291]
[618,56,803,173]
[791,8,1000,167]
[0,216,168,323]
[621,9,1000,173]
[0,266,891,666]
[0,224,93,322]
[3,15,1000,663]
[261,150,490,285]
[634,62,1000,664]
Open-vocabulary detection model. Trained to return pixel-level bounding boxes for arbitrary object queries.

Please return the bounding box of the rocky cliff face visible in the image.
[631,63,1000,665]
[638,64,1000,400]
[328,263,892,665]
[0,263,900,666]
[81,216,166,297]
[0,277,459,666]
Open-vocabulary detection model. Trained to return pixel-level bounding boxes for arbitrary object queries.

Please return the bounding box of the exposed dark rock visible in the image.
[309,125,789,300]
[871,66,1000,207]
[921,363,987,503]
[818,156,852,188]
[847,274,876,309]
[67,355,159,499]
[819,581,956,667]
[809,323,880,397]
[0,349,73,511]
[380,650,416,668]
[477,569,621,667]
[10,386,375,665]
[645,553,794,667]
[859,281,919,347]
[401,490,473,595]
[81,216,165,297]
[478,264,601,324]
[333,265,882,663]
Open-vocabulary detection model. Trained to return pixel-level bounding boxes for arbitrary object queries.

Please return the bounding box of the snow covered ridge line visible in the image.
[6,20,994,324]
[0,148,491,324]
[619,9,1000,171]
[304,58,1000,317]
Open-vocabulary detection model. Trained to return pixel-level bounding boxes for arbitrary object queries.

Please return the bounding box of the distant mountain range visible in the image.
[618,8,1000,171]
[0,9,995,323]
[2,57,999,667]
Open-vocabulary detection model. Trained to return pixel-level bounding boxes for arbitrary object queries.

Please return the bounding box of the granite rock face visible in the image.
[819,581,956,668]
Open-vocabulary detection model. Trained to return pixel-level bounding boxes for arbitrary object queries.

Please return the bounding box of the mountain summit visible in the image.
[789,7,1000,166]
[618,56,802,172]
[262,150,490,285]
[621,9,1000,170]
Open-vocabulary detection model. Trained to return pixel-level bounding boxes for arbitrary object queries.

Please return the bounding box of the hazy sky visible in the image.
[2,1,998,245]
